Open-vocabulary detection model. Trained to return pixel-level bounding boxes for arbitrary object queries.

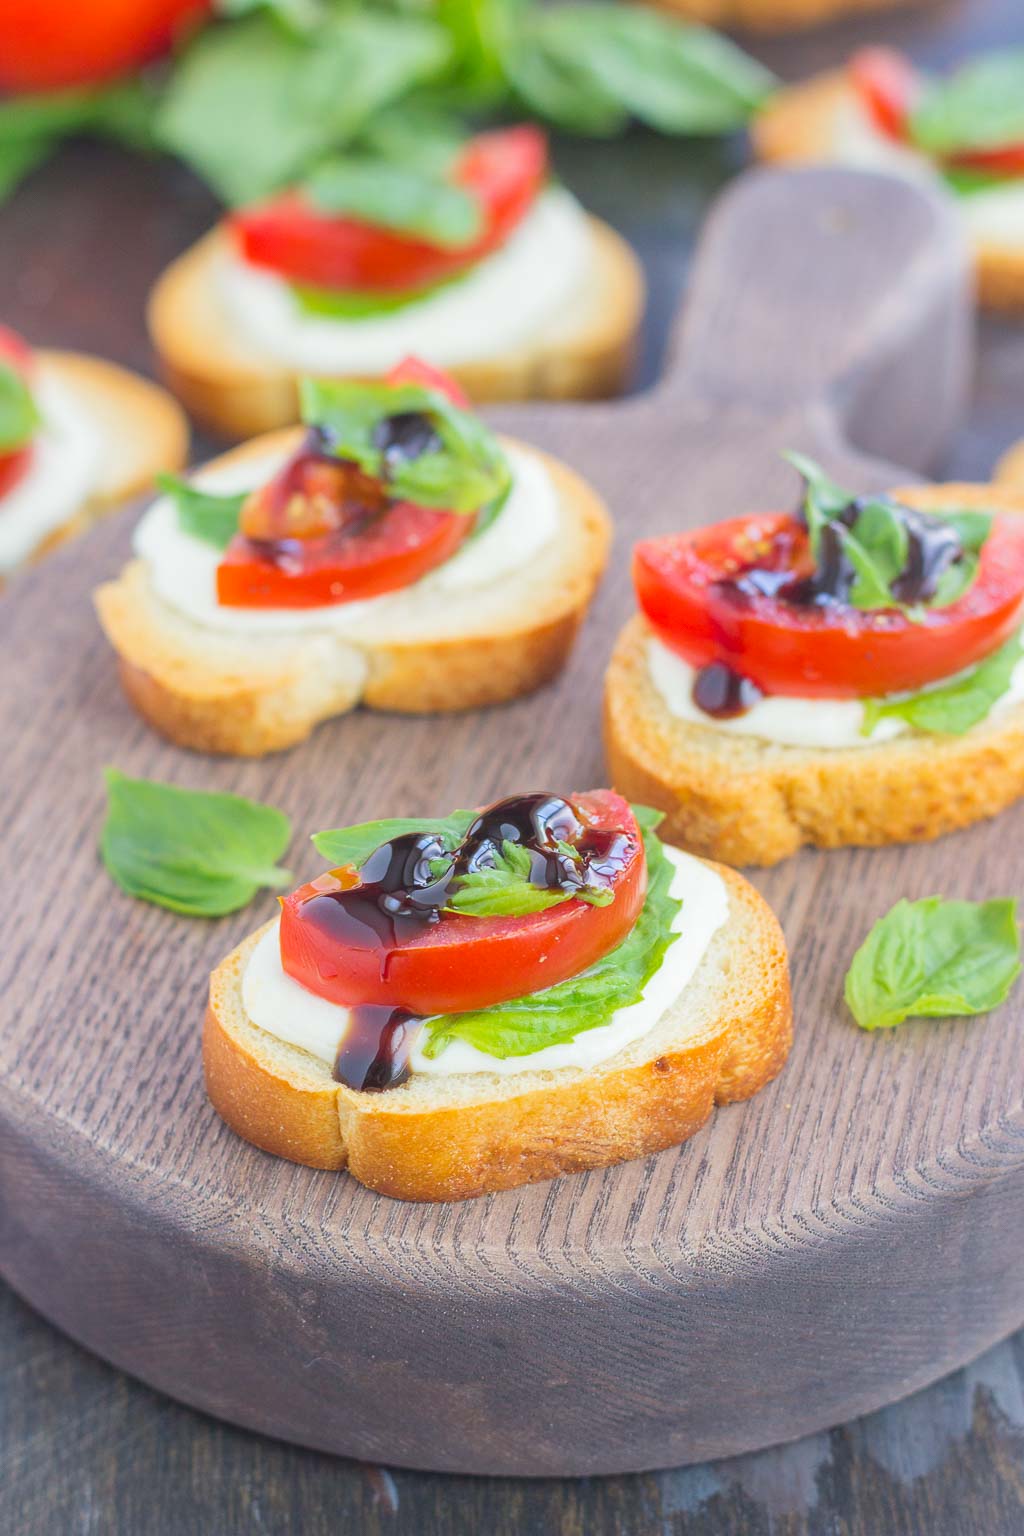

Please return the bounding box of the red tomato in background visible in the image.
[0,325,36,501]
[0,0,211,92]
[634,513,1024,699]
[232,126,548,293]
[850,48,920,142]
[279,791,648,1015]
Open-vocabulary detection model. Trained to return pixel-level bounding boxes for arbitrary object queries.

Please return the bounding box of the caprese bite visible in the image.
[0,325,187,580]
[94,358,611,755]
[754,48,1024,309]
[147,125,645,438]
[204,789,791,1199]
[605,456,1024,865]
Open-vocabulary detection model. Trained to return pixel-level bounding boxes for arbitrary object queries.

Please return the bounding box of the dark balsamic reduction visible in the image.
[335,1006,418,1092]
[371,411,442,469]
[692,662,764,719]
[312,793,635,1093]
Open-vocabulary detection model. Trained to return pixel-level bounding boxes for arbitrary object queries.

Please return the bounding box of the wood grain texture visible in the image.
[6,161,1022,1479]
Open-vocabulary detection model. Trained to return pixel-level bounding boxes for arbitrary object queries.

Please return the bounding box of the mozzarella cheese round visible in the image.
[0,372,101,574]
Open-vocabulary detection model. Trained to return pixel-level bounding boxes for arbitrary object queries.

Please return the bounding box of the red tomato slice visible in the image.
[217,500,471,608]
[0,325,36,500]
[850,48,921,141]
[231,125,548,294]
[947,144,1024,177]
[280,791,647,1015]
[634,512,1024,699]
[387,356,470,409]
[0,0,210,91]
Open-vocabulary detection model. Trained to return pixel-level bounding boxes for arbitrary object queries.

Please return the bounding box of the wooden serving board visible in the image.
[2,166,1021,1479]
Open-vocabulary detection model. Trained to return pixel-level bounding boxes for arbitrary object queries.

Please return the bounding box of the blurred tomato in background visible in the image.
[0,0,211,92]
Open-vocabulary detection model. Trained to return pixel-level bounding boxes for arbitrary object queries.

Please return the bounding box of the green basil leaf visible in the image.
[0,362,39,455]
[841,500,908,611]
[516,6,773,136]
[156,472,245,550]
[312,810,478,869]
[933,508,993,554]
[304,155,482,246]
[157,11,451,205]
[0,79,155,203]
[444,837,614,917]
[291,270,466,317]
[782,450,852,555]
[844,896,1020,1031]
[422,813,680,1060]
[355,102,468,177]
[216,0,326,35]
[299,377,511,515]
[861,628,1024,738]
[100,769,292,917]
[910,50,1024,158]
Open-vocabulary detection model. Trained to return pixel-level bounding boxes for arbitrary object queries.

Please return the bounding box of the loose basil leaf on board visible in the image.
[422,808,679,1060]
[156,472,246,550]
[844,897,1021,1031]
[312,811,479,869]
[300,377,512,515]
[0,363,39,454]
[157,11,452,205]
[861,628,1024,738]
[101,769,292,917]
[304,156,483,246]
[910,50,1024,159]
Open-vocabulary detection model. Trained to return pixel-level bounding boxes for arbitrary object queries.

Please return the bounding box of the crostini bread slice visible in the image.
[204,862,791,1201]
[996,440,1024,491]
[94,430,611,756]
[604,484,1024,867]
[752,73,1024,311]
[148,216,644,439]
[644,0,920,31]
[8,351,188,575]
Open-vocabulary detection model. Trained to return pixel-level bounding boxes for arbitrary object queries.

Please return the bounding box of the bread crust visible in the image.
[604,484,1024,867]
[996,440,1024,491]
[148,217,645,439]
[644,0,921,29]
[7,352,187,575]
[94,431,612,755]
[203,863,792,1201]
[752,74,1024,311]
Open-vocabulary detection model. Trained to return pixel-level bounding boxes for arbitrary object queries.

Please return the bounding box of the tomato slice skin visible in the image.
[279,791,647,1016]
[850,48,920,141]
[387,356,470,408]
[217,500,471,608]
[0,325,36,500]
[634,512,1024,699]
[231,125,548,294]
[0,0,210,91]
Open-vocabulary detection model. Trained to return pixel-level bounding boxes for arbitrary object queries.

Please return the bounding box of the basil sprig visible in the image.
[304,155,483,247]
[845,897,1020,1031]
[0,361,39,455]
[313,811,477,868]
[157,472,245,550]
[910,50,1024,161]
[861,628,1024,739]
[101,769,292,916]
[422,807,679,1060]
[301,377,511,515]
[785,452,991,616]
[0,79,155,203]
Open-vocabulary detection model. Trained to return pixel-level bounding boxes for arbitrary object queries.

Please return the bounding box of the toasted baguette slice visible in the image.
[643,0,921,30]
[752,72,1024,311]
[996,440,1024,491]
[8,351,188,576]
[94,430,611,756]
[605,484,1024,867]
[148,217,644,439]
[204,863,791,1202]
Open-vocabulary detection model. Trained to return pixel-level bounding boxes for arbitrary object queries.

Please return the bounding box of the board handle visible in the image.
[660,165,973,475]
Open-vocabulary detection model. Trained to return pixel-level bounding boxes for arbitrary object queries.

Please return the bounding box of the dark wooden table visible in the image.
[2,0,1024,1530]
